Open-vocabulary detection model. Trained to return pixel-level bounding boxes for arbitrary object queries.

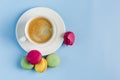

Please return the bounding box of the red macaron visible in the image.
[26,50,42,65]
[64,31,75,46]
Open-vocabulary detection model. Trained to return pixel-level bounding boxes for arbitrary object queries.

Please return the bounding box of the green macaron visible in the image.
[46,53,60,67]
[21,56,34,70]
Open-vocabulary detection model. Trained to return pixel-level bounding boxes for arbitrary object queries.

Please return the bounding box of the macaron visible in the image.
[21,56,34,70]
[64,31,75,46]
[35,58,47,73]
[26,50,42,65]
[46,53,60,67]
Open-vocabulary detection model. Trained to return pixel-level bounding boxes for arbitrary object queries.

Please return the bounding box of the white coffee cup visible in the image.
[20,16,56,46]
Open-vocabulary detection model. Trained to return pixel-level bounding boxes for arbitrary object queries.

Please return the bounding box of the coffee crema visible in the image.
[28,17,53,44]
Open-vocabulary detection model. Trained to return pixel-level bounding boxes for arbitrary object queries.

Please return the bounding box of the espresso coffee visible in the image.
[27,17,53,44]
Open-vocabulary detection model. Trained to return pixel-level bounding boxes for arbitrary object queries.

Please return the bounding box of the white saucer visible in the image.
[16,7,66,56]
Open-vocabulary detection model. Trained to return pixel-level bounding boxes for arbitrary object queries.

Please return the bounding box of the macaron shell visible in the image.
[43,58,47,72]
[21,56,34,70]
[26,50,42,65]
[35,58,47,73]
[46,53,60,67]
[64,31,75,45]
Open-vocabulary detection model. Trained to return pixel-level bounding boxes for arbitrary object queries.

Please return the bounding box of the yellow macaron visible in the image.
[35,58,47,73]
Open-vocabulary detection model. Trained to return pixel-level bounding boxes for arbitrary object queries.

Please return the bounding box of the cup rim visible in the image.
[25,16,56,46]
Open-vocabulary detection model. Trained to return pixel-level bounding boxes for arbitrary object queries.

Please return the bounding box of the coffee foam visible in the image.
[28,17,53,44]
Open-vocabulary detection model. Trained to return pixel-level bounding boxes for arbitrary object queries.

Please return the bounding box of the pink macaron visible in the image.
[64,31,75,46]
[26,50,42,65]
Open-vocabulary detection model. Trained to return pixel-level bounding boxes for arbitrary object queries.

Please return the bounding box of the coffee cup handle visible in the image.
[19,36,26,42]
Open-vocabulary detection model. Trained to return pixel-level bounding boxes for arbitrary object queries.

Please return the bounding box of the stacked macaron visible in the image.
[21,31,75,73]
[21,50,60,73]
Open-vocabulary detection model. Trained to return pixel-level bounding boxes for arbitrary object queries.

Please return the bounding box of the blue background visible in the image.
[0,0,120,80]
